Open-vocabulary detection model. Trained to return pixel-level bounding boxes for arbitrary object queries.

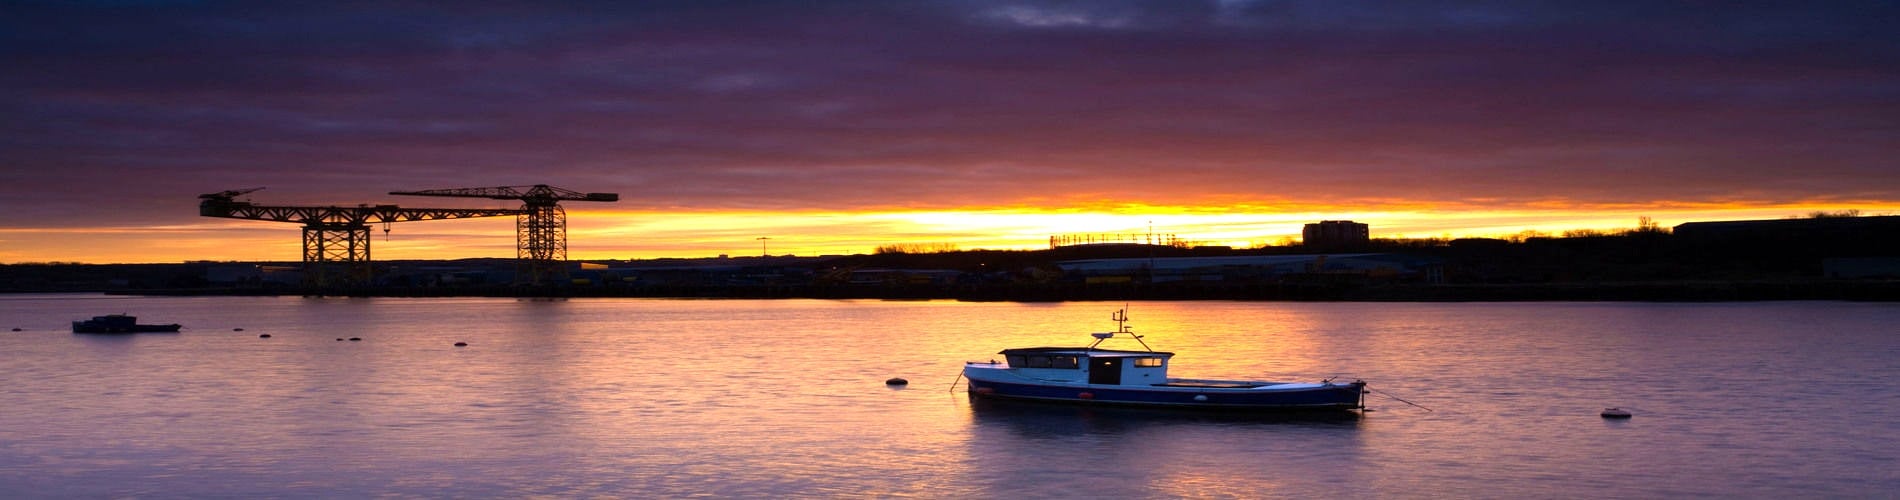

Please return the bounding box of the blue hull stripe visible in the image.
[968,379,1363,409]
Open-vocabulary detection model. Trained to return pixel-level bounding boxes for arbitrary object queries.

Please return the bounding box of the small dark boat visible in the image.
[71,314,181,334]
[963,308,1365,412]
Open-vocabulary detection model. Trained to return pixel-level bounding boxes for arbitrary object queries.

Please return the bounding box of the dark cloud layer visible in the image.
[3,0,1896,228]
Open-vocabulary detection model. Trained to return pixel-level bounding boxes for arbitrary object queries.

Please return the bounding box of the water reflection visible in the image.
[969,396,1362,436]
[964,396,1370,498]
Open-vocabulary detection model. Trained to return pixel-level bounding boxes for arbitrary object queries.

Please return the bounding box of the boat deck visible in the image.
[1154,379,1277,389]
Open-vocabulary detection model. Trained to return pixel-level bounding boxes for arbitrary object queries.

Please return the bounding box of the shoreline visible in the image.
[33,279,1899,302]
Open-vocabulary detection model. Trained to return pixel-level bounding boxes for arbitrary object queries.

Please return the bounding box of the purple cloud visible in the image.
[2,0,1895,231]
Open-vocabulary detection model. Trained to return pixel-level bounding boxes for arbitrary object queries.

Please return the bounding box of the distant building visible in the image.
[1674,215,1900,258]
[205,264,302,286]
[1824,257,1900,279]
[1303,220,1370,249]
[1055,253,1441,284]
[1674,215,1900,241]
[1049,233,1182,249]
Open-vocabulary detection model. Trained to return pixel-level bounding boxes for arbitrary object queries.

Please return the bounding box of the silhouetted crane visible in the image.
[198,188,526,286]
[389,185,619,285]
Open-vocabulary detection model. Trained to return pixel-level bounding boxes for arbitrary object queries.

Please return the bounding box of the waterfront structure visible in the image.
[1673,215,1900,244]
[198,188,525,286]
[391,185,619,285]
[1054,253,1439,284]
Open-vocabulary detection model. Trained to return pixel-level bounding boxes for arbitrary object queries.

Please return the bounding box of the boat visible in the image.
[962,308,1365,411]
[71,314,182,334]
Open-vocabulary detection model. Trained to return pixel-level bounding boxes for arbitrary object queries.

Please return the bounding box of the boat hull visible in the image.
[965,374,1365,411]
[72,323,182,334]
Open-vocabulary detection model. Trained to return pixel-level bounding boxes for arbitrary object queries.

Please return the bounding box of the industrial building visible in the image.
[1303,220,1370,250]
[1055,253,1441,284]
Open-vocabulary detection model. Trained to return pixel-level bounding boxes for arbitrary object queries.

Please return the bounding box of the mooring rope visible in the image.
[1368,386,1434,412]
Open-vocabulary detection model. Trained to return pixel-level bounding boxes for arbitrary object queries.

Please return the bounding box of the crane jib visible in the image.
[387,184,619,204]
[196,184,618,287]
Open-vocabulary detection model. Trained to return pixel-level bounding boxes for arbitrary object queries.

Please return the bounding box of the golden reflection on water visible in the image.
[4,296,1898,497]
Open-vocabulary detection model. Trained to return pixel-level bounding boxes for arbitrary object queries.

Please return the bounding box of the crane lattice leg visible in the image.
[303,223,372,287]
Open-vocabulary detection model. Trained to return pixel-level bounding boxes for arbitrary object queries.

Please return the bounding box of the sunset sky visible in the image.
[3,1,1897,263]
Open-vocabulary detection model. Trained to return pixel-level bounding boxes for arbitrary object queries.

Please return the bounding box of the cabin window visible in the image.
[1008,354,1080,369]
[1134,357,1164,368]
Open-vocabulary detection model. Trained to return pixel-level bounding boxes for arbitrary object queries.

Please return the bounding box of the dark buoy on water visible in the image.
[1601,407,1633,419]
[885,377,908,386]
[454,342,468,347]
[10,328,20,332]
[258,334,271,338]
[348,337,361,341]
[336,338,344,341]
[234,328,245,332]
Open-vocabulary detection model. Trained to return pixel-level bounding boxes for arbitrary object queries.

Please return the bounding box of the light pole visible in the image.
[757,236,770,265]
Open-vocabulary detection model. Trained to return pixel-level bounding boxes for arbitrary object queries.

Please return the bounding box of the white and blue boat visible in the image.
[963,309,1365,411]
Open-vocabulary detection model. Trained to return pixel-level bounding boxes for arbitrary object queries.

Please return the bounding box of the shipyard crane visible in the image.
[198,188,526,286]
[389,185,619,285]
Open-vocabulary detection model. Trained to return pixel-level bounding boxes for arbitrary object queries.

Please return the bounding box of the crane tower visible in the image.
[198,188,526,286]
[389,185,619,285]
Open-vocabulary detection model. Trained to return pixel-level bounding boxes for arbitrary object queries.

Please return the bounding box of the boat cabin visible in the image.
[998,347,1174,385]
[78,314,140,330]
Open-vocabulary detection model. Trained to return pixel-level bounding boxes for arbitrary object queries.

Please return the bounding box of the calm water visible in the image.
[1,295,1896,498]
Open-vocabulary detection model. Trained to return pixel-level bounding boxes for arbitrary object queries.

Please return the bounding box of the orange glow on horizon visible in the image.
[4,202,1896,264]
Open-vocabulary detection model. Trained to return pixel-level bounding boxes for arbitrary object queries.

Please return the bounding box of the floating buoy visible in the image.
[885,377,908,386]
[335,338,344,341]
[348,337,361,341]
[258,334,271,338]
[10,328,20,332]
[234,328,245,332]
[454,342,467,347]
[1193,394,1208,402]
[1601,407,1633,419]
[1077,392,1095,400]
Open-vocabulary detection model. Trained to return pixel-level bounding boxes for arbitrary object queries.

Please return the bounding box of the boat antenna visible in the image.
[1091,306,1153,351]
